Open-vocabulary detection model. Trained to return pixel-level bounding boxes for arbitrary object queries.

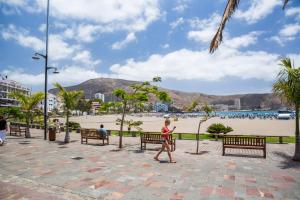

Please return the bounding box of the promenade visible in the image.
[1,129,300,200]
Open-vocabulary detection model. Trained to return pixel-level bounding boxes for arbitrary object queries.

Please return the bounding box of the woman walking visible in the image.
[154,119,176,163]
[0,115,8,146]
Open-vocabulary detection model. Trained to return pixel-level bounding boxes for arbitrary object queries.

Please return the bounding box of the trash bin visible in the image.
[49,127,56,141]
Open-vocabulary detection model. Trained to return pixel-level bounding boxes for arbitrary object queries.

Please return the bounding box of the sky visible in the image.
[0,0,300,95]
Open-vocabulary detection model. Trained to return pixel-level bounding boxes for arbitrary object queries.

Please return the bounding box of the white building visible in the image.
[0,78,31,107]
[212,104,229,111]
[234,98,241,110]
[38,93,61,112]
[154,102,169,112]
[94,92,105,102]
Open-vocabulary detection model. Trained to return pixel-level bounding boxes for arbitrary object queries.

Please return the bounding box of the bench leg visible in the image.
[107,137,109,145]
[102,138,104,145]
[263,149,266,159]
[140,142,143,150]
[86,138,88,144]
[81,137,83,144]
[222,147,225,156]
[279,137,283,144]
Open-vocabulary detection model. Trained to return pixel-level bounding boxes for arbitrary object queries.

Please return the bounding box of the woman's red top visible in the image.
[162,126,170,140]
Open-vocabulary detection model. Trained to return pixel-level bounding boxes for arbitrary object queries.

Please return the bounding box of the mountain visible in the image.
[49,78,283,110]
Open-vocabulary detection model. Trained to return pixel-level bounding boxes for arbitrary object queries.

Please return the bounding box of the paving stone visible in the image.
[0,129,299,199]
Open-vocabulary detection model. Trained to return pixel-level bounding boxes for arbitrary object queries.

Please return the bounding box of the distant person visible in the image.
[0,115,8,146]
[98,124,107,137]
[53,119,60,133]
[154,119,176,163]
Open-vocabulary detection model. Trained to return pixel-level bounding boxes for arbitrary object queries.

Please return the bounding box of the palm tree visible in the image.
[196,104,213,154]
[10,92,44,138]
[54,83,82,143]
[273,58,300,161]
[210,0,290,53]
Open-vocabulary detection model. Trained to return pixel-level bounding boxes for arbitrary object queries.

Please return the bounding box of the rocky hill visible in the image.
[49,78,283,110]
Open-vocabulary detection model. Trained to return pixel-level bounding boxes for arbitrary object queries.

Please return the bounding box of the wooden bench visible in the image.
[140,132,176,151]
[223,136,266,158]
[9,125,28,136]
[9,125,22,136]
[81,128,110,145]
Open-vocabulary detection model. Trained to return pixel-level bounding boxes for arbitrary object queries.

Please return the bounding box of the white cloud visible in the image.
[2,66,112,87]
[110,47,281,82]
[1,1,161,49]
[48,34,80,61]
[270,23,300,46]
[1,24,44,51]
[72,50,101,67]
[2,0,161,33]
[1,24,101,66]
[172,0,190,13]
[112,32,136,50]
[279,23,300,37]
[38,24,46,32]
[234,0,281,24]
[223,32,260,49]
[170,18,185,29]
[187,13,221,43]
[162,44,170,49]
[2,47,292,88]
[286,7,300,21]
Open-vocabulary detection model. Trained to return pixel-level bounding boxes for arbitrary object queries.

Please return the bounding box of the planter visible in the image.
[49,128,56,141]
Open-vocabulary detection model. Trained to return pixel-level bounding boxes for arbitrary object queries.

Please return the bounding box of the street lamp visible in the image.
[33,53,59,141]
[32,0,56,140]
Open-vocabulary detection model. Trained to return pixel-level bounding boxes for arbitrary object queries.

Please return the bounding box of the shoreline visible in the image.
[57,114,297,136]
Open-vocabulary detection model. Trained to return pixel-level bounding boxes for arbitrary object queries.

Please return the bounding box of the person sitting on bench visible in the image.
[98,124,107,137]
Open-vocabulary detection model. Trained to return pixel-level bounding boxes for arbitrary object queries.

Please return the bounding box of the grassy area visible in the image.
[110,130,296,143]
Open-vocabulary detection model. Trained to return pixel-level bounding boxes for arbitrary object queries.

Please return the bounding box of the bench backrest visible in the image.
[141,132,173,141]
[81,128,109,138]
[10,124,20,130]
[223,136,266,146]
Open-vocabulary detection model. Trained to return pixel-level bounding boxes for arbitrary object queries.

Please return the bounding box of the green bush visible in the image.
[207,123,233,134]
[68,121,81,130]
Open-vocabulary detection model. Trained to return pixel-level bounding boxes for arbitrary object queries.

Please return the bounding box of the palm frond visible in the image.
[282,0,289,10]
[273,57,300,105]
[9,92,28,106]
[28,92,44,110]
[210,0,240,53]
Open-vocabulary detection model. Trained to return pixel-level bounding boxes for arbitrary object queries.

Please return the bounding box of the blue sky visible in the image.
[0,0,300,95]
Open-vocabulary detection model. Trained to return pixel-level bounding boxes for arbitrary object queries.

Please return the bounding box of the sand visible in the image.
[57,114,297,136]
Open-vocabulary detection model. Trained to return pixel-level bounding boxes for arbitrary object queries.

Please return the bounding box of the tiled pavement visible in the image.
[0,129,300,200]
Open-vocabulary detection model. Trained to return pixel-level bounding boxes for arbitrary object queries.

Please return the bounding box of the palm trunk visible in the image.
[196,120,202,154]
[293,103,300,161]
[25,112,31,138]
[64,110,70,143]
[119,102,126,148]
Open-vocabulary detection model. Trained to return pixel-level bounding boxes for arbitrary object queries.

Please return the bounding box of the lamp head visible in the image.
[32,56,40,60]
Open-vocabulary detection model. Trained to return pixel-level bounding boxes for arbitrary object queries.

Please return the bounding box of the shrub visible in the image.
[68,121,81,130]
[207,123,233,134]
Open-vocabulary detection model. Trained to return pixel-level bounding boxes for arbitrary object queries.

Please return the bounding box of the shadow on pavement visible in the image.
[185,151,209,155]
[223,153,264,159]
[273,151,300,169]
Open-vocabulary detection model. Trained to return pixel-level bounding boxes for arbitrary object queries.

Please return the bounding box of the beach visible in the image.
[58,114,296,136]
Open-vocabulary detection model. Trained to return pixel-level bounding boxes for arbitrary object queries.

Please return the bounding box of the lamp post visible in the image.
[32,0,59,140]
